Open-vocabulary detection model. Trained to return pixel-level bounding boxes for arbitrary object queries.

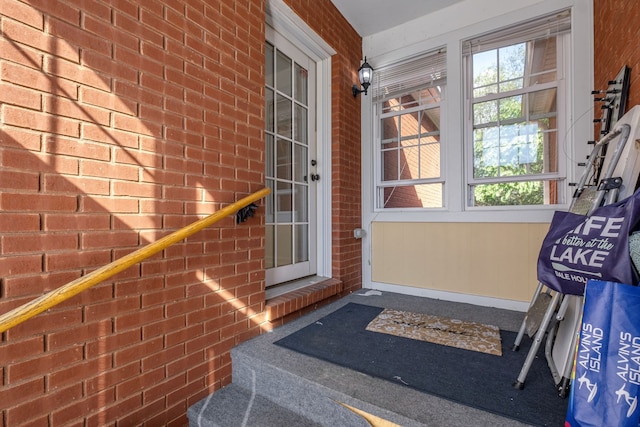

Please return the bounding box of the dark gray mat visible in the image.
[275,302,568,427]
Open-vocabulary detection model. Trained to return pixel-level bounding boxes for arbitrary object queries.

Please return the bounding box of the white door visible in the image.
[265,26,318,286]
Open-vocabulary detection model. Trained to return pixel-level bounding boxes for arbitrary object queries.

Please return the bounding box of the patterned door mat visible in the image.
[365,308,502,356]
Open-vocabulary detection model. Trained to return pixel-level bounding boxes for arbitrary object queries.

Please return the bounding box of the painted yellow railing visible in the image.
[0,187,270,334]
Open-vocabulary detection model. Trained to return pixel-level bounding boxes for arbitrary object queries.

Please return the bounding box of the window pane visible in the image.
[526,38,557,86]
[471,179,562,206]
[382,148,399,181]
[474,100,498,125]
[499,95,523,121]
[498,43,524,92]
[473,88,558,180]
[382,183,443,208]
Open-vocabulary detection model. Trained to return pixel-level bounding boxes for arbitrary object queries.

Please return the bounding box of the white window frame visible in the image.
[373,50,447,210]
[361,1,593,226]
[463,11,572,210]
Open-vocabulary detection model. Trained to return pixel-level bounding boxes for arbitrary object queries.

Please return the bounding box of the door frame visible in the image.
[266,0,335,281]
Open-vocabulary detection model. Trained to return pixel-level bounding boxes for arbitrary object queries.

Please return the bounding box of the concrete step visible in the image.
[188,291,530,427]
[187,383,323,427]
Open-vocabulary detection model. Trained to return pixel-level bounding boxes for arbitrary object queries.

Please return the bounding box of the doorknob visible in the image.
[310,174,320,181]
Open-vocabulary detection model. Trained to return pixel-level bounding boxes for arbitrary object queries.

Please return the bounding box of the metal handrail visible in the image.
[0,187,270,333]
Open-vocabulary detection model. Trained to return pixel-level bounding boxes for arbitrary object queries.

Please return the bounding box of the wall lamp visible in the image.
[352,57,374,97]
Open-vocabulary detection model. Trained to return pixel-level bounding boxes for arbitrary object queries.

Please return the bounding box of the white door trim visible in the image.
[266,0,335,279]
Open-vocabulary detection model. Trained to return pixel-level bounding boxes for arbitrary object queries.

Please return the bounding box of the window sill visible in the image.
[265,278,342,323]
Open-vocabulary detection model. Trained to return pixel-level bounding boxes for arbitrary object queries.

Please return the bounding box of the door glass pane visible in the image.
[295,63,307,104]
[277,94,292,138]
[276,225,292,266]
[277,51,292,96]
[276,181,292,223]
[293,144,307,183]
[276,138,291,180]
[294,104,307,144]
[266,88,274,133]
[265,225,274,268]
[266,134,274,177]
[294,184,307,222]
[266,179,275,223]
[266,42,274,87]
[295,224,308,263]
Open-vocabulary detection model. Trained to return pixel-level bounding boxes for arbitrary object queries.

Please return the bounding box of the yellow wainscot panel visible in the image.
[371,222,550,303]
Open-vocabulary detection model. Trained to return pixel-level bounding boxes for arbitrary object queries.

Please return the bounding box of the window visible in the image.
[464,11,571,207]
[374,50,446,209]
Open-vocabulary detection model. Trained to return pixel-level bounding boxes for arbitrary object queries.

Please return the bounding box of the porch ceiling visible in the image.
[330,0,464,37]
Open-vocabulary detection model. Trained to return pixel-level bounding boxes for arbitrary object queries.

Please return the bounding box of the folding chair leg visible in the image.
[512,282,544,351]
[513,292,561,389]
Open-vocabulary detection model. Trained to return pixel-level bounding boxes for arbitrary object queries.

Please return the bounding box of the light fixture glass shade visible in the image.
[357,57,373,95]
[359,63,372,85]
[353,57,374,97]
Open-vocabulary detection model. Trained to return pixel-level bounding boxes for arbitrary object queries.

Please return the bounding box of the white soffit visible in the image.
[330,0,464,37]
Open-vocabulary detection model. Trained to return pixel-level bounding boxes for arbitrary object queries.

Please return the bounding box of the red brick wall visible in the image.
[0,0,361,425]
[594,0,640,126]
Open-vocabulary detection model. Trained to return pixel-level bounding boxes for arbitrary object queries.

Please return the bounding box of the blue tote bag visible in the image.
[566,280,640,427]
[537,189,640,295]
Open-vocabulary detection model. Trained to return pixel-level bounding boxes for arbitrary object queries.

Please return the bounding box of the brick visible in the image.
[85,393,142,426]
[48,353,112,390]
[3,270,80,297]
[3,105,80,137]
[42,56,111,92]
[79,195,139,213]
[80,230,139,250]
[142,315,186,340]
[85,329,140,359]
[1,18,78,62]
[85,362,139,395]
[7,345,83,383]
[1,303,81,341]
[0,82,42,110]
[2,233,78,254]
[0,377,45,409]
[45,249,111,272]
[81,86,137,114]
[113,336,163,367]
[6,383,83,425]
[113,306,163,333]
[44,213,111,231]
[44,96,111,126]
[81,49,138,83]
[0,254,43,276]
[50,388,115,426]
[46,319,112,350]
[83,13,138,51]
[43,174,110,195]
[2,148,79,175]
[0,169,40,191]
